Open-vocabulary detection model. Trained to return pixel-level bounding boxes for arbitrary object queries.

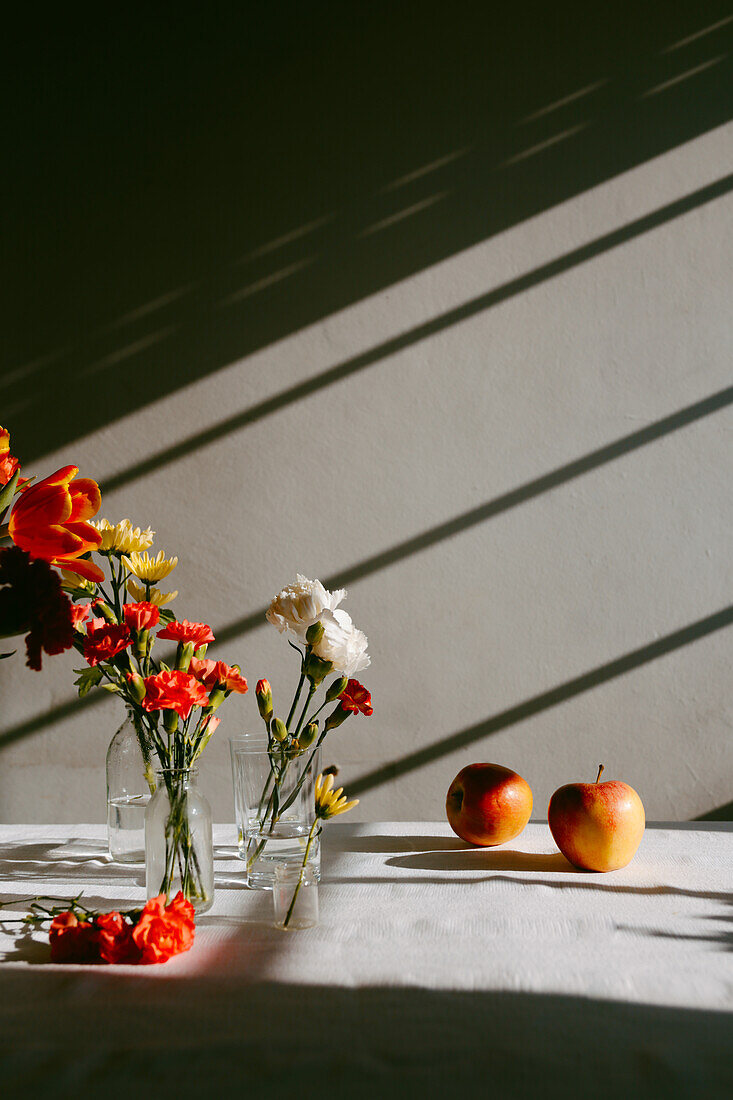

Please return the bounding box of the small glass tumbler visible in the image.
[273,862,319,930]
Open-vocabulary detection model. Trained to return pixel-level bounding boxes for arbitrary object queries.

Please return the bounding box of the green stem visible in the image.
[293,683,317,740]
[282,821,321,928]
[286,669,306,731]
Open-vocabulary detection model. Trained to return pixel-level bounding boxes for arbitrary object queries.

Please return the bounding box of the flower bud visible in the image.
[92,599,116,623]
[299,721,318,749]
[271,717,288,742]
[206,687,226,712]
[134,628,149,663]
[195,715,221,757]
[126,671,146,703]
[255,678,273,723]
[324,704,350,732]
[306,620,324,646]
[163,709,179,734]
[176,640,194,672]
[304,651,333,686]
[326,675,348,702]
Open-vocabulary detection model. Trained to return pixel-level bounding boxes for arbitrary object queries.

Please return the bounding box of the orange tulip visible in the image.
[8,465,104,582]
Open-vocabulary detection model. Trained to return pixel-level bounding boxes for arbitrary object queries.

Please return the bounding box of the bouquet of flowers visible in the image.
[0,426,247,912]
[244,575,372,876]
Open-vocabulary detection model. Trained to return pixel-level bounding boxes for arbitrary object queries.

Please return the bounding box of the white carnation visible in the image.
[313,608,370,678]
[266,574,346,640]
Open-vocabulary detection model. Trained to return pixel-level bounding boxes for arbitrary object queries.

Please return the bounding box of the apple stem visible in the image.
[595,764,604,784]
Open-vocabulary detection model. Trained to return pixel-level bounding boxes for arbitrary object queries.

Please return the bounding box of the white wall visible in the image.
[2,8,732,824]
[2,121,731,824]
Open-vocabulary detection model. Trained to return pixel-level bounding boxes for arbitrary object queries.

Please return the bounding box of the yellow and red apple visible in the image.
[446,763,533,846]
[548,765,645,871]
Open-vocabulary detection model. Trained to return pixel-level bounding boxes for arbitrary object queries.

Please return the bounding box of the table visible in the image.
[0,821,731,1097]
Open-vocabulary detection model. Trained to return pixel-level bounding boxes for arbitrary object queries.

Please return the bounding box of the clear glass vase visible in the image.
[230,732,321,890]
[273,861,320,930]
[106,708,156,863]
[145,767,214,913]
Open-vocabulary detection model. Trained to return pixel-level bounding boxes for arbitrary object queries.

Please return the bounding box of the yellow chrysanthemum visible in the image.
[60,569,97,593]
[127,578,178,606]
[314,773,359,819]
[122,549,178,583]
[92,518,155,554]
[0,426,9,454]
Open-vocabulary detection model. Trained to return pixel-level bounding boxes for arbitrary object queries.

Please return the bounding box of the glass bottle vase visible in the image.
[145,767,214,913]
[230,732,321,890]
[106,708,156,863]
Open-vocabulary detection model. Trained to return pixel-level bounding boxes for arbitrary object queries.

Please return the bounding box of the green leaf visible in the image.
[73,666,103,697]
[157,609,176,624]
[0,650,16,660]
[158,661,170,672]
[0,468,21,520]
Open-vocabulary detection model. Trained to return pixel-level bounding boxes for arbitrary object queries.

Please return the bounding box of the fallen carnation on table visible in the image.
[11,891,196,965]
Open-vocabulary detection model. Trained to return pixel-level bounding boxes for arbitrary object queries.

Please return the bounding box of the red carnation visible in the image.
[132,892,196,964]
[157,619,215,646]
[83,618,132,666]
[96,911,141,964]
[49,911,99,963]
[122,601,160,633]
[339,679,373,716]
[141,670,210,720]
[0,546,75,670]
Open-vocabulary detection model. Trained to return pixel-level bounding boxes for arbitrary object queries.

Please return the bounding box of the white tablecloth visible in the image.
[0,821,731,1097]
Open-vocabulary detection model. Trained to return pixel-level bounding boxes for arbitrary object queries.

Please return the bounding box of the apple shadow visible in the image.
[386,849,576,874]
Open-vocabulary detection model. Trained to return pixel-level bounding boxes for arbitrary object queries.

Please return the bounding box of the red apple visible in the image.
[548,765,645,871]
[446,763,533,846]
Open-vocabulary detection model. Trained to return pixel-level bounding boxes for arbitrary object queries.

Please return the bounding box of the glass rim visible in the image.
[230,733,271,751]
[274,861,319,883]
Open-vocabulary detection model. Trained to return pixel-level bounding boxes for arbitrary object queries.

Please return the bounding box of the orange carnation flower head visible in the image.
[83,617,132,666]
[49,911,99,963]
[123,601,160,634]
[8,465,104,582]
[0,452,20,488]
[131,891,196,964]
[157,620,215,647]
[69,602,91,630]
[188,656,219,686]
[220,663,248,695]
[141,670,210,720]
[188,656,248,695]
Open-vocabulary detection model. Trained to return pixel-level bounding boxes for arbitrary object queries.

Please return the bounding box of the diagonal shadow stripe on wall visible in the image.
[212,383,733,643]
[348,605,733,796]
[100,172,733,496]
